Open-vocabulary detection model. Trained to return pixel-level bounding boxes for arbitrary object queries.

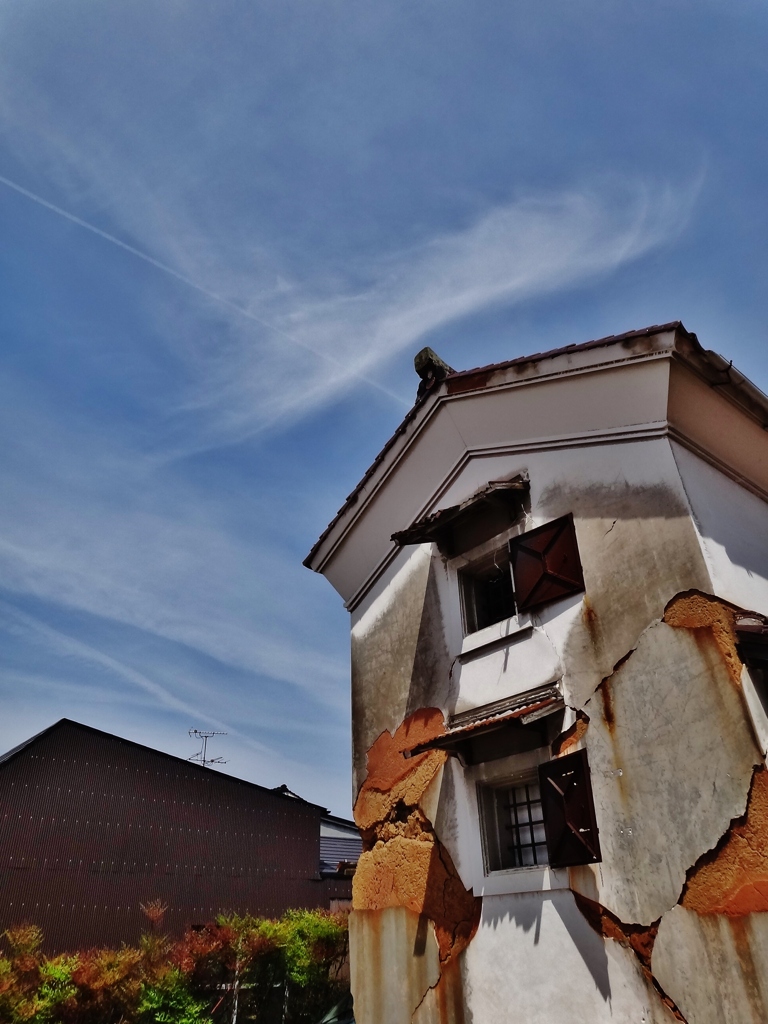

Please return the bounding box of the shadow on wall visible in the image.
[481,890,612,1004]
[405,555,453,722]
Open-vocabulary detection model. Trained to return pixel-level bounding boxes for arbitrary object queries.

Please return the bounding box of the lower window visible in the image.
[479,774,548,871]
[478,749,602,873]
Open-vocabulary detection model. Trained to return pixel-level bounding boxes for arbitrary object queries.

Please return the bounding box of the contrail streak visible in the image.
[0,172,409,408]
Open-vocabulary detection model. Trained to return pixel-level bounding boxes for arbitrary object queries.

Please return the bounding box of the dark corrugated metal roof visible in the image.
[0,719,326,812]
[320,836,363,864]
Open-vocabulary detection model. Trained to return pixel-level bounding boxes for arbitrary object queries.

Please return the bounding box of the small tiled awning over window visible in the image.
[391,477,529,558]
[406,685,564,765]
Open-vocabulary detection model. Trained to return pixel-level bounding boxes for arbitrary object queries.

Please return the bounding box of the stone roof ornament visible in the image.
[414,346,455,397]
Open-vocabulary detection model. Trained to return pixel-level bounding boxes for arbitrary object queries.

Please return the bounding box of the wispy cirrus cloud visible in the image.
[0,2,703,451]
[0,165,700,453]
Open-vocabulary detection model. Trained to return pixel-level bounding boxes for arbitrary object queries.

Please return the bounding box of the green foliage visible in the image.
[0,909,349,1024]
[0,927,78,1023]
[137,969,212,1024]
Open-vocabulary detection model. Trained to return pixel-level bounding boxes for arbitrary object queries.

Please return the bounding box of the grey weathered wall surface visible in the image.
[350,546,452,796]
[652,907,768,1024]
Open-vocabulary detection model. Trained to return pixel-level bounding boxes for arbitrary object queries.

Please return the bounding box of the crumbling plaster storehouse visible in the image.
[304,322,768,1024]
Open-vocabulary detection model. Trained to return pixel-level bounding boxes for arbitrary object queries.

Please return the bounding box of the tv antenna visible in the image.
[188,729,228,768]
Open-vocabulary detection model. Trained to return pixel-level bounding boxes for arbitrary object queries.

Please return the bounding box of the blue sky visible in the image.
[0,0,767,815]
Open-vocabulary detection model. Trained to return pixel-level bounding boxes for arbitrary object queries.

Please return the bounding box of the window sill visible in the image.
[460,615,532,661]
[475,864,570,897]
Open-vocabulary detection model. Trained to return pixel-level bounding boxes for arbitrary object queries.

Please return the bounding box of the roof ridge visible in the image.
[0,718,328,812]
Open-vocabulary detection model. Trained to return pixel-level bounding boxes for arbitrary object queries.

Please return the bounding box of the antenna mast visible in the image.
[188,729,228,768]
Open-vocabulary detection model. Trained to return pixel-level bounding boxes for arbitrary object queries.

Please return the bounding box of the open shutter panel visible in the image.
[508,513,585,613]
[538,749,601,868]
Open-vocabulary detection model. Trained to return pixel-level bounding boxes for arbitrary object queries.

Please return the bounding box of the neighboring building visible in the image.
[305,322,768,1024]
[0,719,358,951]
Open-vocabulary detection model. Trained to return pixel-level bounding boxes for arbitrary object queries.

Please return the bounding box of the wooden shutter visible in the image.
[508,513,584,613]
[538,749,601,868]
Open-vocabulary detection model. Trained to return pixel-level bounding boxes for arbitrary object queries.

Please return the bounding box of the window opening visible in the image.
[460,548,515,634]
[480,774,548,872]
[479,749,601,873]
[503,779,548,868]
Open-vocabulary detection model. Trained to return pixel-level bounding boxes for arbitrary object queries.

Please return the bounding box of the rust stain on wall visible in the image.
[582,595,600,648]
[552,709,589,756]
[353,708,481,963]
[597,678,616,732]
[663,591,742,687]
[682,767,768,916]
[573,893,687,1022]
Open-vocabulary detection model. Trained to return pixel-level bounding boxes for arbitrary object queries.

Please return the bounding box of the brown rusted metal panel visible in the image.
[509,513,585,612]
[539,748,601,868]
[0,720,352,952]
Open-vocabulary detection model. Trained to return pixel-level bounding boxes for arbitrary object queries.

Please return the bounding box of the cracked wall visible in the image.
[646,767,768,1022]
[564,592,768,1023]
[346,438,768,1024]
[351,710,481,1024]
[576,593,760,925]
[351,547,453,796]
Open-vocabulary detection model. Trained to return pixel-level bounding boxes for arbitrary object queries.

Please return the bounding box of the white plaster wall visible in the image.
[671,441,768,614]
[452,625,561,712]
[423,437,711,714]
[463,890,677,1023]
[434,750,571,898]
[652,905,768,1023]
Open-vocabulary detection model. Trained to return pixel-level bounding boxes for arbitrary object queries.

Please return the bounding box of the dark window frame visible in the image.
[459,547,517,635]
[479,773,549,872]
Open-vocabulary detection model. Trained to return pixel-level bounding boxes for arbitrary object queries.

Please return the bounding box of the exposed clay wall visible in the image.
[350,709,480,1024]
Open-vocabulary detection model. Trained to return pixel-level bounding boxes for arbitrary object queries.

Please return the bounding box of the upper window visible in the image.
[460,513,585,635]
[459,549,516,634]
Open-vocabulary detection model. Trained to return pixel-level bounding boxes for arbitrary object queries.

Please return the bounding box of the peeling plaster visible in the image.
[463,890,681,1023]
[540,476,713,709]
[663,591,743,688]
[573,893,686,1022]
[353,710,481,965]
[552,709,590,757]
[350,908,442,1024]
[351,548,452,795]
